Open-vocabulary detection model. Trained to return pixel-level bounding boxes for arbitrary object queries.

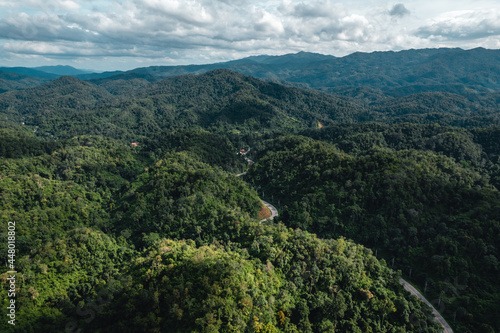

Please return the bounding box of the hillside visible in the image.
[246,133,500,332]
[2,48,500,123]
[0,131,443,332]
[0,70,52,93]
[0,66,94,93]
[0,67,59,79]
[82,48,500,128]
[0,70,361,139]
[2,48,500,332]
[0,76,116,135]
[3,48,500,100]
[2,68,500,143]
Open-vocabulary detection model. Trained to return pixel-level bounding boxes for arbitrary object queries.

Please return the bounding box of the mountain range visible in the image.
[3,48,500,94]
[0,65,94,93]
[84,47,500,95]
[2,47,500,111]
[1,47,500,333]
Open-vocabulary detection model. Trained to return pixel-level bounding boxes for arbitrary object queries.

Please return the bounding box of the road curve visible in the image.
[260,200,278,223]
[236,150,451,331]
[235,149,277,222]
[399,278,454,333]
[236,150,449,331]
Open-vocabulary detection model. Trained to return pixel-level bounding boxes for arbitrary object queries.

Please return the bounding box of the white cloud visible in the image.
[338,14,372,41]
[5,41,97,56]
[417,9,500,40]
[0,0,500,69]
[288,0,341,18]
[0,12,95,42]
[254,9,285,35]
[0,0,81,10]
[138,0,215,25]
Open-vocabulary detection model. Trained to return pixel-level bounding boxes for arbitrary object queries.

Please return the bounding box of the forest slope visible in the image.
[247,134,500,332]
[2,69,500,144]
[0,132,442,332]
[1,56,500,331]
[0,70,360,139]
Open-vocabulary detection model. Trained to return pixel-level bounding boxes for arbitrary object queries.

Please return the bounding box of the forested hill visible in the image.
[1,49,500,332]
[0,70,360,139]
[81,48,500,119]
[2,68,500,143]
[0,131,445,332]
[0,70,52,93]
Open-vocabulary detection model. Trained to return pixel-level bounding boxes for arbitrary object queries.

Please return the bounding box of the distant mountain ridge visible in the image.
[0,66,59,79]
[34,65,93,76]
[2,48,500,97]
[77,47,500,96]
[0,65,100,92]
[231,51,336,65]
[0,69,53,93]
[2,48,500,123]
[0,65,94,79]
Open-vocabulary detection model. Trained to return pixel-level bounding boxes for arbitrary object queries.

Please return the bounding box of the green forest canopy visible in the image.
[1,66,499,332]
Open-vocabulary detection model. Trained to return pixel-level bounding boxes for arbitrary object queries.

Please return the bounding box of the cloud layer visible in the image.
[417,9,500,40]
[1,0,500,70]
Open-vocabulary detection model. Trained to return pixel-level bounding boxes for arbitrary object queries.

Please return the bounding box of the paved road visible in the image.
[237,149,451,332]
[236,149,450,331]
[399,278,454,333]
[260,200,278,223]
[234,150,277,223]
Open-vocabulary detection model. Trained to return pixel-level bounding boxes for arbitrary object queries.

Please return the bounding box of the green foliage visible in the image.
[118,151,262,246]
[143,128,247,172]
[0,228,131,333]
[92,239,283,332]
[0,69,53,93]
[244,224,442,332]
[3,57,500,332]
[0,126,442,332]
[81,48,500,97]
[0,70,361,142]
[0,135,146,254]
[0,128,62,158]
[247,134,500,332]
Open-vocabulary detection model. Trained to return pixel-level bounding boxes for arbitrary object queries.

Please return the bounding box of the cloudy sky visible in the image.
[1,0,500,71]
